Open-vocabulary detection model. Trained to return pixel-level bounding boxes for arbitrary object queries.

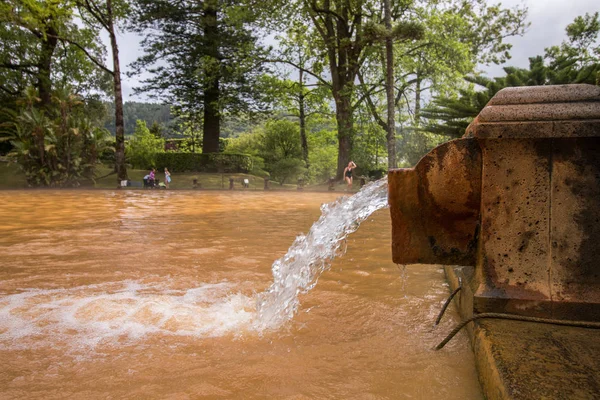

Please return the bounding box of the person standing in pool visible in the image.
[164,167,171,189]
[344,161,357,191]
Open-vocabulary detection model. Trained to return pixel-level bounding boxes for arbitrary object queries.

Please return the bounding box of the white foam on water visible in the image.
[0,280,256,351]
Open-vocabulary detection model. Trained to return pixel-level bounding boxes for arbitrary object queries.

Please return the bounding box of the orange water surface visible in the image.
[0,190,482,399]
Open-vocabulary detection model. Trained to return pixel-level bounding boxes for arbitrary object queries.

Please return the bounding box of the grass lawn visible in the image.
[0,162,360,192]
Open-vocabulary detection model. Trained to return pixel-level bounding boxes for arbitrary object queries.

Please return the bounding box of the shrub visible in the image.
[7,88,113,186]
[126,120,164,169]
[269,158,306,185]
[155,152,253,173]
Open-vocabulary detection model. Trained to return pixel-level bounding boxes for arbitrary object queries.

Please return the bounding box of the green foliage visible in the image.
[0,0,109,98]
[224,130,268,176]
[130,0,272,151]
[262,120,302,160]
[155,152,252,173]
[422,13,600,138]
[269,158,305,185]
[545,12,600,85]
[397,127,449,167]
[420,75,503,138]
[261,119,306,183]
[125,120,164,169]
[224,119,309,183]
[307,128,337,182]
[351,107,386,174]
[6,87,112,186]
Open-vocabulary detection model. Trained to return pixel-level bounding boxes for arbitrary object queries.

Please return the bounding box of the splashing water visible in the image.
[255,178,389,330]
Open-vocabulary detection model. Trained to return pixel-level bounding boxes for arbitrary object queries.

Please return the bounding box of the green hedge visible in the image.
[155,152,253,173]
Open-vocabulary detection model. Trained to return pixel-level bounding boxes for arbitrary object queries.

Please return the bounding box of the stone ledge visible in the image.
[470,120,600,138]
[479,103,600,123]
[444,266,600,400]
[488,85,600,106]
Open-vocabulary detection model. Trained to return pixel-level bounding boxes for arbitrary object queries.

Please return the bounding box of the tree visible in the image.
[0,0,113,178]
[355,0,527,169]
[74,0,130,183]
[126,120,164,169]
[130,0,270,154]
[275,0,526,178]
[0,1,108,106]
[545,12,600,84]
[262,120,306,184]
[103,101,174,136]
[383,0,396,169]
[268,21,333,170]
[307,124,337,183]
[262,120,302,159]
[422,13,600,138]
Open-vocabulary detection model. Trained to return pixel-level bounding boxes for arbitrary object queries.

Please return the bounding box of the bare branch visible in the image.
[264,58,331,88]
[357,71,386,130]
[48,34,114,75]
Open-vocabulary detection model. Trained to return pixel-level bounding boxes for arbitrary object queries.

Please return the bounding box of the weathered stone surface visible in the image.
[472,319,600,400]
[445,265,600,400]
[472,120,600,139]
[488,84,600,105]
[479,102,600,123]
[474,138,553,317]
[550,138,600,321]
[389,138,481,265]
[390,84,600,320]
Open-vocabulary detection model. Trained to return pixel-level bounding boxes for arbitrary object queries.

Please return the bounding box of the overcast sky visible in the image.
[483,0,600,76]
[110,0,600,102]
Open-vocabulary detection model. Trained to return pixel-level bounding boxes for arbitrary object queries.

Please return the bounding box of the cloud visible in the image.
[483,0,600,76]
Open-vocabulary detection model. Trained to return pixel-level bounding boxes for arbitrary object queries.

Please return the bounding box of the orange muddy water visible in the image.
[0,190,482,399]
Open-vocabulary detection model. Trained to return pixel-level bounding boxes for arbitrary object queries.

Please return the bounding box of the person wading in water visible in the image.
[344,161,357,191]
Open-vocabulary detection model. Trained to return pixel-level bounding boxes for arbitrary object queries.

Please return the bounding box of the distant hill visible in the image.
[103,102,176,137]
[102,102,257,139]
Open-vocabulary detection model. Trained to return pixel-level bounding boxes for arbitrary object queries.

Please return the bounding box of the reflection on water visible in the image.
[0,190,482,399]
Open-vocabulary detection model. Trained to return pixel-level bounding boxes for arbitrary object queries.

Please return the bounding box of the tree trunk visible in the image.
[309,0,363,179]
[298,69,309,168]
[202,77,220,153]
[414,70,428,158]
[384,0,396,169]
[415,71,422,125]
[38,25,58,110]
[107,0,128,182]
[201,1,221,153]
[34,24,58,166]
[335,94,353,179]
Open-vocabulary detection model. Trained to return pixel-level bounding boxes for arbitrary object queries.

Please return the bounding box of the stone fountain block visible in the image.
[389,84,600,321]
[389,138,481,265]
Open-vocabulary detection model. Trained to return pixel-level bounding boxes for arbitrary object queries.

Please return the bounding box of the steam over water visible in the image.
[0,186,482,399]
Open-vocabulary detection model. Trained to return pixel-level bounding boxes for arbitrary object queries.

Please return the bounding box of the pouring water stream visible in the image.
[255,178,389,330]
